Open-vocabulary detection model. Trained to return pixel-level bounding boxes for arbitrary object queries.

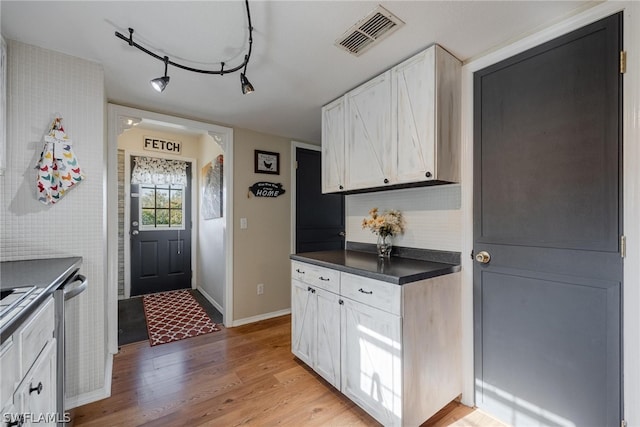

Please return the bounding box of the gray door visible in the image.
[474,14,622,427]
[296,147,345,253]
[130,157,192,296]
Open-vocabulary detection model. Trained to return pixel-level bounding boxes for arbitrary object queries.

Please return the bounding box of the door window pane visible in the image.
[170,189,182,208]
[141,209,155,226]
[141,187,156,208]
[156,189,170,208]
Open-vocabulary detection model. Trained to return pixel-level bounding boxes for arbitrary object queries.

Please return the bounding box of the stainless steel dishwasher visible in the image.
[54,272,87,426]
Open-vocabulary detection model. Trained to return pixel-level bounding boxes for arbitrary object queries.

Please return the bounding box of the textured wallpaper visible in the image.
[1,40,106,406]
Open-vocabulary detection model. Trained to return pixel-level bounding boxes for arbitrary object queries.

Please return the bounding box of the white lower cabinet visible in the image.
[291,260,461,426]
[314,288,341,388]
[15,339,57,426]
[341,298,401,426]
[291,280,316,367]
[291,279,341,389]
[1,297,57,427]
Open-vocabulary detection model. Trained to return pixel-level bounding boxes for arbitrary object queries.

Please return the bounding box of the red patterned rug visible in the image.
[142,290,220,346]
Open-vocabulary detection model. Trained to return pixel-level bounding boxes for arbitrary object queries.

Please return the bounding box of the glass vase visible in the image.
[376,234,392,258]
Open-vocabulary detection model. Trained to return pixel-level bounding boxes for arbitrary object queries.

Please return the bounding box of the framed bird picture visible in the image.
[254,150,280,175]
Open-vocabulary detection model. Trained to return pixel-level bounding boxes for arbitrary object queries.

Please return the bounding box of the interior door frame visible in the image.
[289,141,322,254]
[123,150,197,299]
[459,3,640,424]
[107,104,234,355]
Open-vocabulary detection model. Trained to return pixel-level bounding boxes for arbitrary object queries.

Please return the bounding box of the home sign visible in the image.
[143,136,182,155]
[249,182,286,198]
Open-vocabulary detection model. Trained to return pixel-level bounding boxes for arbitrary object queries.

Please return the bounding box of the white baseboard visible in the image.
[231,308,291,327]
[65,353,113,410]
[196,286,224,313]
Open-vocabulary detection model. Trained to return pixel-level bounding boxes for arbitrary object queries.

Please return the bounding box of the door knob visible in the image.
[475,251,491,264]
[132,221,139,226]
[132,230,139,235]
[338,231,346,237]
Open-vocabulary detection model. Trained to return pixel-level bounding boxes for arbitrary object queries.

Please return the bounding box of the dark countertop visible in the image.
[1,257,82,342]
[290,250,460,285]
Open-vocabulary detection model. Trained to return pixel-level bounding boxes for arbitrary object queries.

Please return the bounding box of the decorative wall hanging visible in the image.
[201,155,223,219]
[131,156,188,187]
[114,0,255,95]
[35,117,84,205]
[254,150,279,175]
[248,182,285,198]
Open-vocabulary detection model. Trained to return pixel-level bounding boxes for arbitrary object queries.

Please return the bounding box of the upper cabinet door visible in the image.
[321,98,346,193]
[393,48,436,184]
[345,71,393,191]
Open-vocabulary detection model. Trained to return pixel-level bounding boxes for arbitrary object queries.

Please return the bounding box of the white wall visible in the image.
[0,40,107,406]
[346,184,461,252]
[197,134,225,309]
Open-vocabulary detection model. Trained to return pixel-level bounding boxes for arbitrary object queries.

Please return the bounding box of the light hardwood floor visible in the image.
[71,315,506,426]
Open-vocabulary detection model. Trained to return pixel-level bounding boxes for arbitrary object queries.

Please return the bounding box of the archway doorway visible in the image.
[106,104,234,354]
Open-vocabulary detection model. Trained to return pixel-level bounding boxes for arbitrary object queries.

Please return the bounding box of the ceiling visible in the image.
[1,1,596,143]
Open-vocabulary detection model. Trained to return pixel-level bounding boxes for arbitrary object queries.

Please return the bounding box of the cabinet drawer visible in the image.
[341,273,401,315]
[291,261,340,294]
[1,336,19,409]
[20,297,54,377]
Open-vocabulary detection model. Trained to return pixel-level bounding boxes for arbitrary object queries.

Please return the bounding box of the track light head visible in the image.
[151,56,170,93]
[240,73,255,95]
[150,75,170,93]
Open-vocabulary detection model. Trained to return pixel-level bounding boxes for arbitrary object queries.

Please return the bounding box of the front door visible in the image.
[130,157,192,296]
[474,14,622,426]
[296,147,345,253]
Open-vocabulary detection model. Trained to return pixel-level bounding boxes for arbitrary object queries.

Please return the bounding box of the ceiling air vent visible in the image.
[336,5,405,57]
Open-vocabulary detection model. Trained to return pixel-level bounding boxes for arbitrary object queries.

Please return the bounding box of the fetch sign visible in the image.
[143,136,182,155]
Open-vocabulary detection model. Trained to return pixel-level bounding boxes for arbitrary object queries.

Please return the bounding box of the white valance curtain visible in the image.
[131,156,188,187]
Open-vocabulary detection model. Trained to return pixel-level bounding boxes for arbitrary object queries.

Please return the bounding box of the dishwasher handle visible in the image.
[64,274,87,301]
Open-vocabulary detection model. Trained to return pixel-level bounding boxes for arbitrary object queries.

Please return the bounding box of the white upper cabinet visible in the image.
[321,98,346,193]
[321,44,461,193]
[345,71,393,191]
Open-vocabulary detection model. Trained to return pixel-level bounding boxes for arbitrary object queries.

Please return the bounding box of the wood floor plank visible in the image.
[71,315,505,427]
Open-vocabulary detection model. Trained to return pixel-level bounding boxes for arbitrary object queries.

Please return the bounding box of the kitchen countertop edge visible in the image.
[290,250,461,285]
[1,257,82,343]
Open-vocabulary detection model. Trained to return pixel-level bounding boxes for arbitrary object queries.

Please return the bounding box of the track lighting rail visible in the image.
[114,0,254,93]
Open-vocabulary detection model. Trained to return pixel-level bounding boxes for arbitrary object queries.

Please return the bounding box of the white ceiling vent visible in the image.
[336,5,405,57]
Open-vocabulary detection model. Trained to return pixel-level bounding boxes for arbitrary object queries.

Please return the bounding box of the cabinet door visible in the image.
[16,339,57,426]
[314,288,341,389]
[345,72,393,190]
[321,98,346,193]
[394,48,436,184]
[341,298,402,427]
[291,280,315,366]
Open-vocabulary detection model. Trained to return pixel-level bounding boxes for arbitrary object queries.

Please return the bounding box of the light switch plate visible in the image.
[240,218,248,229]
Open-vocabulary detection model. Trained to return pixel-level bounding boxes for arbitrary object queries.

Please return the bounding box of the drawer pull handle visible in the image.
[339,299,344,305]
[29,381,43,395]
[358,288,373,295]
[307,286,316,294]
[296,269,305,274]
[319,277,330,281]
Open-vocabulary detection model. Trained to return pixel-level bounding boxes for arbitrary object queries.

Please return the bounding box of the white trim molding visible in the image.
[231,308,292,328]
[460,4,639,426]
[197,285,224,314]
